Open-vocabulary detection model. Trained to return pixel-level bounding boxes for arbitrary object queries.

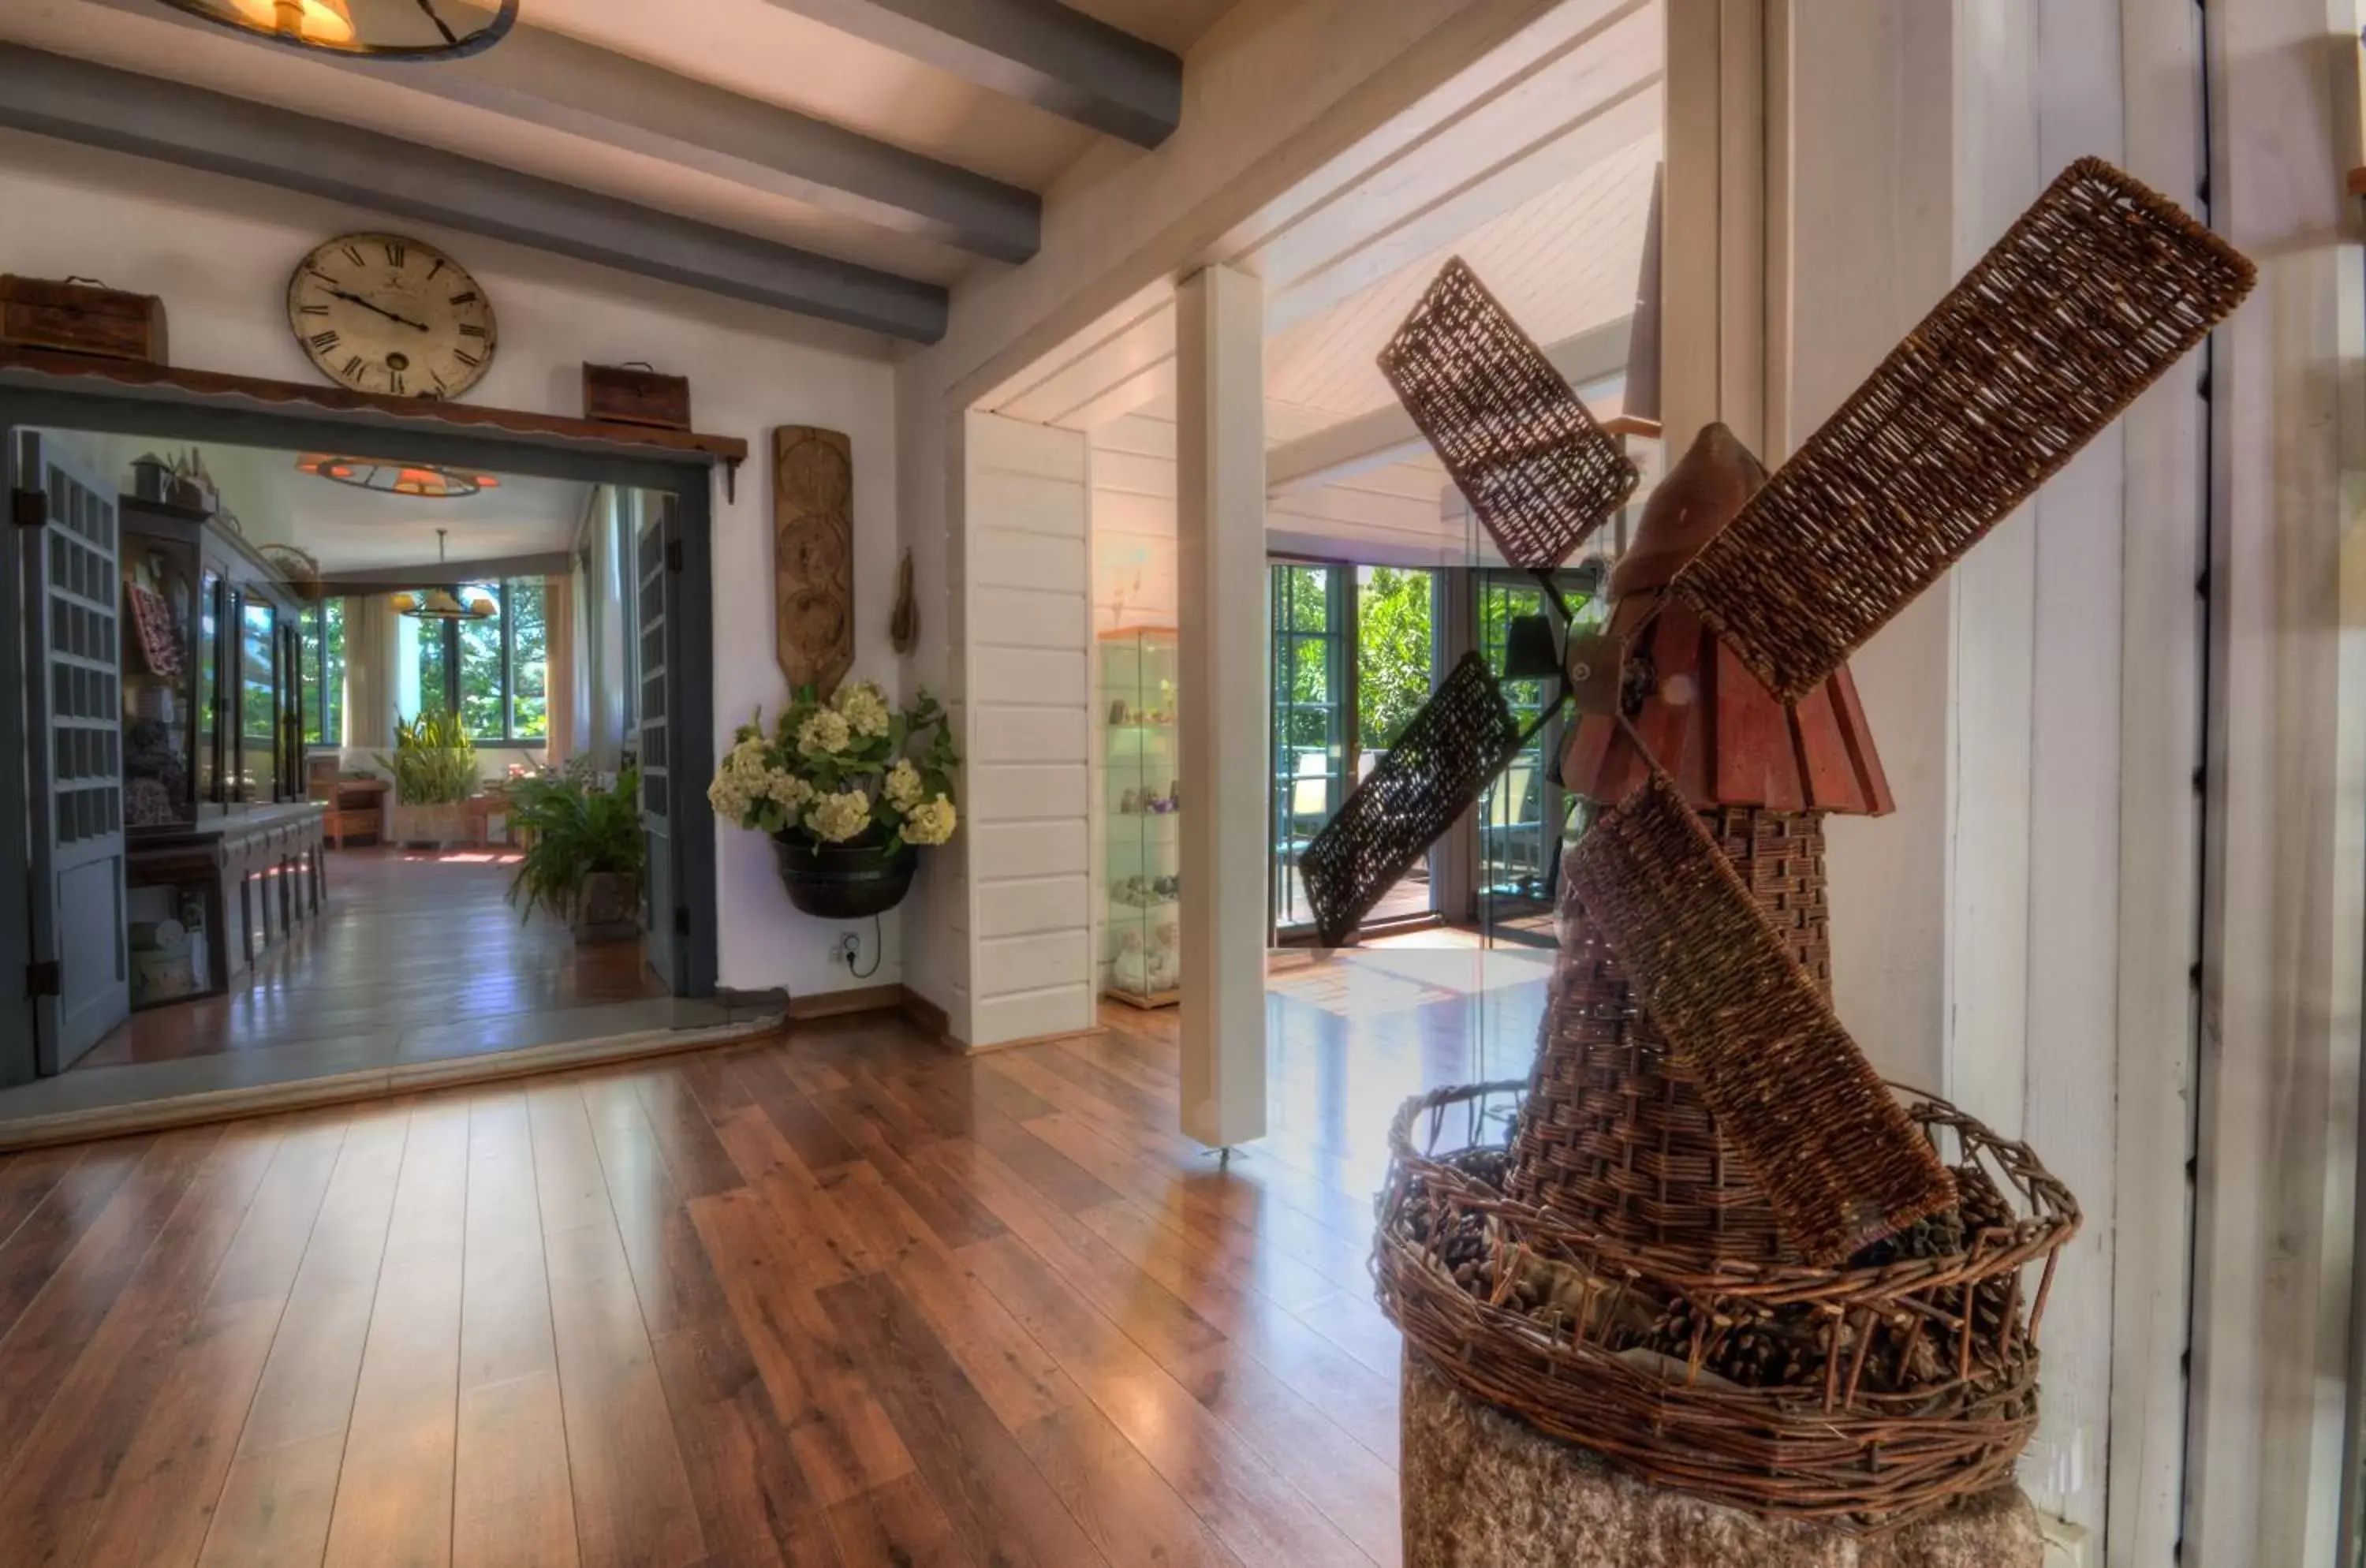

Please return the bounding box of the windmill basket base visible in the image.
[1372,1081,2079,1533]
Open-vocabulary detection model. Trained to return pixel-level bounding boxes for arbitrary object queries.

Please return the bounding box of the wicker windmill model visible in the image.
[1304,159,2255,1526]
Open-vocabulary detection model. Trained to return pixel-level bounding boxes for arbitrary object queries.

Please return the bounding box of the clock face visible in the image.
[285,233,498,399]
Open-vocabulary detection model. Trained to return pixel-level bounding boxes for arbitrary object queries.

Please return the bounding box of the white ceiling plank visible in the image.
[1211,0,1657,263]
[1241,0,1659,293]
[1263,80,1661,338]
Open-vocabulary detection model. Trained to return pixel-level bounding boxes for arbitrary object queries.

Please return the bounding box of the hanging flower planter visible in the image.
[771,836,919,919]
[710,678,960,927]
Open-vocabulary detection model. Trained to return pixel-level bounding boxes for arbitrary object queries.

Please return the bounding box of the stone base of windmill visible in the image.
[1401,1351,2044,1567]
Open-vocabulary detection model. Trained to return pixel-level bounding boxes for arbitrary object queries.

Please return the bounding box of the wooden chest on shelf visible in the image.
[582,361,691,430]
[1,274,169,364]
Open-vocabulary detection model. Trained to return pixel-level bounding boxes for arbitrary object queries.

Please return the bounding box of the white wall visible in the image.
[1787,0,2231,1549]
[2184,3,2365,1562]
[0,129,904,1000]
[960,413,1095,1047]
[1091,414,1181,636]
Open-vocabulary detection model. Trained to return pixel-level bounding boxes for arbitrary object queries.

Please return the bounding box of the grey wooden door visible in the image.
[18,433,129,1072]
[636,492,681,994]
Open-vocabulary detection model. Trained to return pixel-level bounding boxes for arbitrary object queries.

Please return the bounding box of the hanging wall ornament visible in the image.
[772,426,855,696]
[889,547,918,655]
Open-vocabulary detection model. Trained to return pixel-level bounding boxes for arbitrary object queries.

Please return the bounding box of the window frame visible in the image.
[300,597,343,749]
[412,577,550,747]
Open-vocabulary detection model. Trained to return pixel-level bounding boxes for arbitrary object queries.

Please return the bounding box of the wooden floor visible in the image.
[0,965,1546,1566]
[84,848,671,1070]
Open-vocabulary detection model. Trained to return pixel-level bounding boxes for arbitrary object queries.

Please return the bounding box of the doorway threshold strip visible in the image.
[0,999,786,1151]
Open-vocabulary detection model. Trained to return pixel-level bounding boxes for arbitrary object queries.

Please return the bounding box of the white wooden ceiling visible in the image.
[988,0,1663,447]
[1264,136,1658,421]
[1,0,1237,291]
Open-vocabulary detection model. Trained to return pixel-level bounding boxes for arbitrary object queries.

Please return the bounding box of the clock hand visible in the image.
[323,286,431,332]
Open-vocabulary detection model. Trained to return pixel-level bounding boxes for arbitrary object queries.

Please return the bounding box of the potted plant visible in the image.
[708,680,959,918]
[506,759,646,942]
[375,707,477,846]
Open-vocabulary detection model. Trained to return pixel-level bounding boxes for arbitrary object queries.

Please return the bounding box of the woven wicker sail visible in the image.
[1507,806,1831,1264]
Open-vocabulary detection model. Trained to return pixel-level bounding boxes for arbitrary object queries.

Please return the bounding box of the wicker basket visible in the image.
[1373,1081,2079,1531]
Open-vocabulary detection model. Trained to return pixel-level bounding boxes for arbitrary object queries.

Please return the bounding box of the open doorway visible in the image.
[3,390,725,1099]
[1268,559,1442,938]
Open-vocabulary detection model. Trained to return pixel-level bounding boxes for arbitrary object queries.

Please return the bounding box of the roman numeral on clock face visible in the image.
[384,240,406,267]
[342,355,364,379]
[309,330,340,351]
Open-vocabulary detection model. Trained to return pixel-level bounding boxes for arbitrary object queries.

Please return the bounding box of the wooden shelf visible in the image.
[0,344,748,491]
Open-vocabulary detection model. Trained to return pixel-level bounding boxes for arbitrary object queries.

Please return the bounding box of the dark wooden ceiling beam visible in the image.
[764,0,1183,147]
[0,45,949,345]
[84,0,1042,263]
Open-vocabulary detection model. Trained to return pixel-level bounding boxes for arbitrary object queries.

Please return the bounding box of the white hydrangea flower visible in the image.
[706,769,752,819]
[902,793,957,846]
[883,758,924,809]
[797,707,852,757]
[833,681,892,739]
[804,788,871,843]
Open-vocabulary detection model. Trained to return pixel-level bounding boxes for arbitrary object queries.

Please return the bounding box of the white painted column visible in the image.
[1174,263,1267,1148]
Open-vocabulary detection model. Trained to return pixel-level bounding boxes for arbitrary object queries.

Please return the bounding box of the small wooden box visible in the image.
[582,362,692,431]
[1,274,169,364]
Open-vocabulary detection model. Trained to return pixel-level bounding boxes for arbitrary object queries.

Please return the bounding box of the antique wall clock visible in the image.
[285,232,498,398]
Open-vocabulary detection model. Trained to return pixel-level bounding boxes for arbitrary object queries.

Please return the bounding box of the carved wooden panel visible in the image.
[773,425,854,696]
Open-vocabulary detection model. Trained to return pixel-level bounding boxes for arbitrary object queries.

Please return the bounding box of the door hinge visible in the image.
[674,905,692,936]
[24,960,59,997]
[10,489,44,528]
[665,539,684,573]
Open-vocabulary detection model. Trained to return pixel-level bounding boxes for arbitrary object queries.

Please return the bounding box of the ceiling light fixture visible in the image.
[297,453,500,498]
[151,0,517,61]
[391,529,497,622]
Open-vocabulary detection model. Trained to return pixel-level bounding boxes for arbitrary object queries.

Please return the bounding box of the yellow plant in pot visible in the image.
[375,707,478,846]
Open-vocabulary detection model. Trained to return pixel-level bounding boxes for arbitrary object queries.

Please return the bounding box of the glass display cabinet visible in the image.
[1100,626,1181,1007]
[119,497,307,821]
[119,499,204,834]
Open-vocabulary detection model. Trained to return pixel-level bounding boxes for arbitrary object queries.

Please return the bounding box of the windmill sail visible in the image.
[1298,651,1522,946]
[1565,772,1957,1264]
[1378,259,1639,570]
[1671,158,2256,704]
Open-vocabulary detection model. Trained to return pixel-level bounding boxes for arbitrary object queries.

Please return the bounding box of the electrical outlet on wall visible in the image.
[833,931,862,967]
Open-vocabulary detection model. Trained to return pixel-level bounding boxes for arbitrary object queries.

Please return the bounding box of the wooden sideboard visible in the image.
[126,801,327,1009]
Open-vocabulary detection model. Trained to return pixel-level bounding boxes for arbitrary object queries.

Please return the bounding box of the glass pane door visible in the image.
[1269,563,1349,935]
[1474,570,1598,946]
[1354,565,1438,923]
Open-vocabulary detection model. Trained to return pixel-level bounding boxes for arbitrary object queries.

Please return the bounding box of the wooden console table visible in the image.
[127,802,329,1002]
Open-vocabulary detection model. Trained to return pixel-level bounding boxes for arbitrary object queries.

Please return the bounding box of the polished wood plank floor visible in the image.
[84,848,670,1070]
[0,965,1547,1566]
